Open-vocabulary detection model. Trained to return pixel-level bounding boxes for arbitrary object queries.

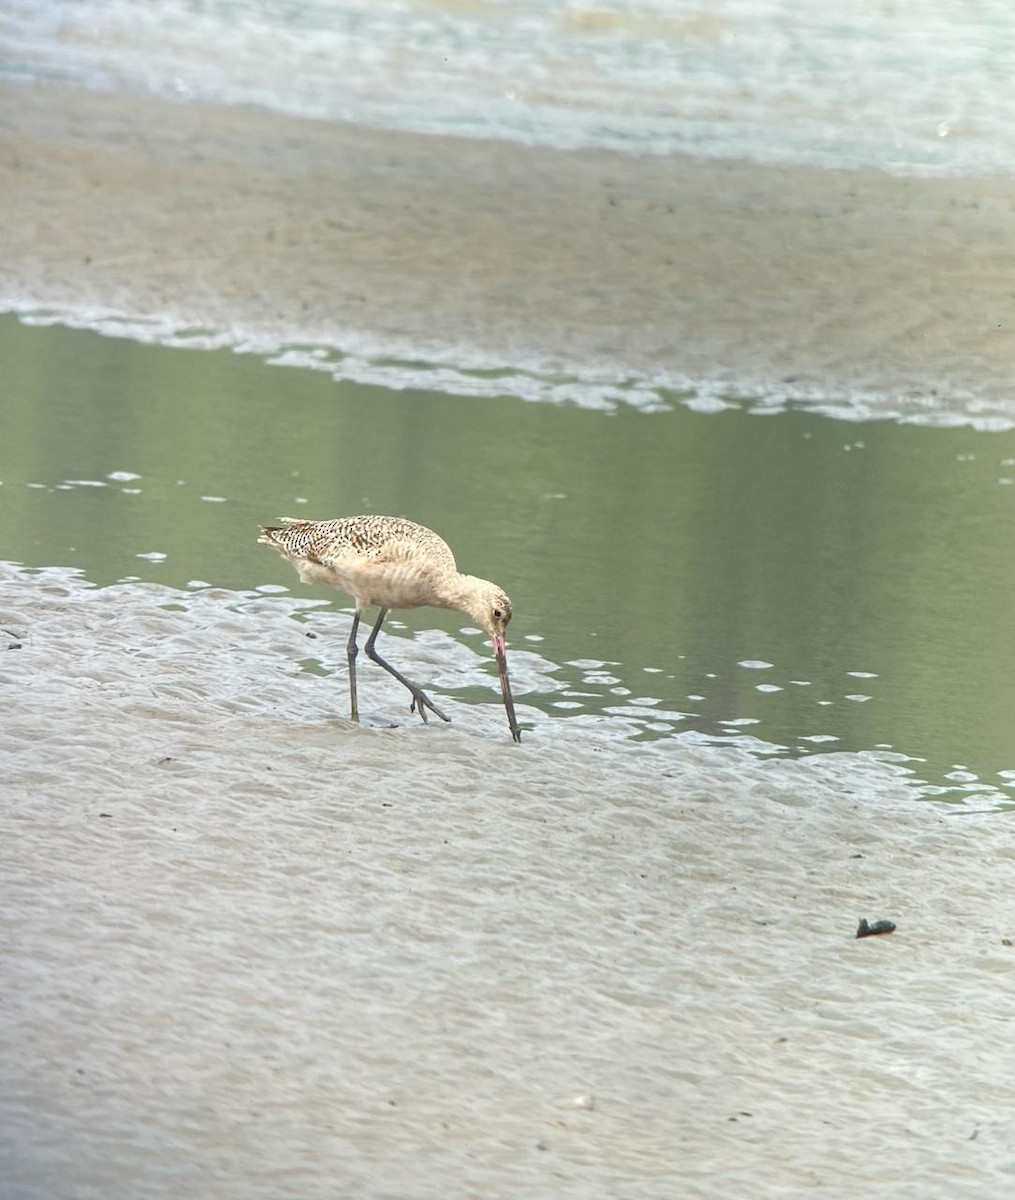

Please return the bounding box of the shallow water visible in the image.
[4,0,1015,175]
[2,315,1013,804]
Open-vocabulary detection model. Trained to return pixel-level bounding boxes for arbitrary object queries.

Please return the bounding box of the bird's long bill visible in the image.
[492,633,522,744]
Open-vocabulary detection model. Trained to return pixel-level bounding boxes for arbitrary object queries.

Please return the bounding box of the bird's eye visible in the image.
[493,608,503,619]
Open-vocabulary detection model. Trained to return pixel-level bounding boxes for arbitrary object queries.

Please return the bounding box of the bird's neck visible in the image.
[437,573,487,622]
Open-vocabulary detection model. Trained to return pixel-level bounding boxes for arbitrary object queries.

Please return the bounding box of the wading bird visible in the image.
[258,515,522,742]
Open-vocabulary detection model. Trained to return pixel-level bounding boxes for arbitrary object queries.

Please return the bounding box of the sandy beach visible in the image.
[3,80,1015,420]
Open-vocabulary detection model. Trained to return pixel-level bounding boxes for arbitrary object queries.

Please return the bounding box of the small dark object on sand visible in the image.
[856,918,896,938]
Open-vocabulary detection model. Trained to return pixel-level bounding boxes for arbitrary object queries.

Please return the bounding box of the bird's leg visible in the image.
[363,607,452,726]
[346,610,361,722]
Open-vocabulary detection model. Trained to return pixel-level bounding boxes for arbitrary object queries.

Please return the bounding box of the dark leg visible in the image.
[346,610,362,721]
[363,608,451,725]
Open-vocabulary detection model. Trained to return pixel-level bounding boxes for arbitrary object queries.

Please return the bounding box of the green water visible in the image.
[2,315,1013,802]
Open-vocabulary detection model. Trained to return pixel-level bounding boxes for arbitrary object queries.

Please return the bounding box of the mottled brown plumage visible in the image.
[258,515,521,742]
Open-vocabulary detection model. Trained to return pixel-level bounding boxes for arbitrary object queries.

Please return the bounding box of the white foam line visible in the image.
[6,299,1014,431]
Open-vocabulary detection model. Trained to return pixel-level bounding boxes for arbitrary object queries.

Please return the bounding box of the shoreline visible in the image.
[3,80,1015,422]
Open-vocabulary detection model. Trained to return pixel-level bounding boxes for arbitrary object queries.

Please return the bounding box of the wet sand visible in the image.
[3,80,1015,419]
[3,562,1015,1198]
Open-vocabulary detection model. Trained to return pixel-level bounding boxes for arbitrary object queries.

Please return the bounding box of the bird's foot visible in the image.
[410,689,451,725]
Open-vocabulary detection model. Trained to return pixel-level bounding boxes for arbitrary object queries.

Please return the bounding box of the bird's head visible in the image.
[460,577,513,649]
[456,576,521,744]
[458,577,520,742]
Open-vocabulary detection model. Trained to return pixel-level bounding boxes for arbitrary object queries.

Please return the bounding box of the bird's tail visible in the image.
[257,517,309,546]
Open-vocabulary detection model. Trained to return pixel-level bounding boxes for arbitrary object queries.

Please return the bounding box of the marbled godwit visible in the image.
[258,515,522,742]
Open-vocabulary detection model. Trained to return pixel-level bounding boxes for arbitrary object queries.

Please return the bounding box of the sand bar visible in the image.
[3,80,1015,418]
